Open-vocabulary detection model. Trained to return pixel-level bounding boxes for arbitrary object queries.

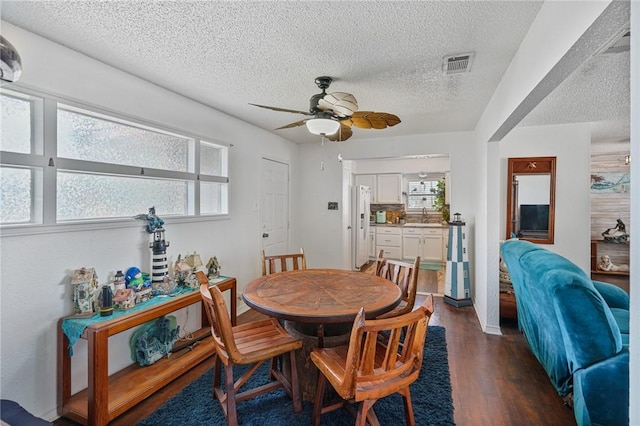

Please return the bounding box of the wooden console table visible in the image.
[57,277,236,426]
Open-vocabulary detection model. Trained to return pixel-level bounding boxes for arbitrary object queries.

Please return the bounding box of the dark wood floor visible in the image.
[54,296,575,426]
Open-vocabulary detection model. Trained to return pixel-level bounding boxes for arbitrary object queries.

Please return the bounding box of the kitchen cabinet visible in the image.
[402,227,447,262]
[355,174,377,202]
[376,174,402,203]
[375,226,402,259]
[355,173,402,204]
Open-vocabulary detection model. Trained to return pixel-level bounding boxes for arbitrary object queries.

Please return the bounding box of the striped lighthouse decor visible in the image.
[444,212,472,307]
[135,207,170,285]
[150,227,169,284]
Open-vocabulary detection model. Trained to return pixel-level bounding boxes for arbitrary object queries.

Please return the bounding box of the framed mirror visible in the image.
[506,157,556,244]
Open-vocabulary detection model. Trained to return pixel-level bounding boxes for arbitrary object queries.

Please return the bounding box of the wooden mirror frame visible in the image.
[506,157,556,244]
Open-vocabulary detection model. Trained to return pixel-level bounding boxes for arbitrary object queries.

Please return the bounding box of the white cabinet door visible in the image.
[376,174,402,203]
[355,174,377,203]
[402,234,421,260]
[423,234,443,262]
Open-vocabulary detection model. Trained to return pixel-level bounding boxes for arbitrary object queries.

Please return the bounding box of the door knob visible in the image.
[262,233,269,238]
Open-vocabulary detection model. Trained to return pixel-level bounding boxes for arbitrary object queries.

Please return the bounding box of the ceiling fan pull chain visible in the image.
[321,135,325,171]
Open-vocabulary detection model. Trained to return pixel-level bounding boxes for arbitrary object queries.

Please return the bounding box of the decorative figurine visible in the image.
[601,218,629,243]
[182,252,204,288]
[207,256,221,279]
[134,207,170,285]
[133,206,165,233]
[173,254,191,285]
[131,316,180,366]
[125,266,149,291]
[597,254,629,272]
[152,275,177,296]
[113,288,136,310]
[113,270,126,291]
[71,267,99,316]
[98,285,114,317]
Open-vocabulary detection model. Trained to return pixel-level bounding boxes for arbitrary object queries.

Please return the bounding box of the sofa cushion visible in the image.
[610,308,629,348]
[572,351,629,426]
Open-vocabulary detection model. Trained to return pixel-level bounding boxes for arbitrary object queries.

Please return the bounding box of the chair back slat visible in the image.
[377,256,420,317]
[198,273,224,344]
[375,249,386,276]
[197,271,242,362]
[262,248,307,275]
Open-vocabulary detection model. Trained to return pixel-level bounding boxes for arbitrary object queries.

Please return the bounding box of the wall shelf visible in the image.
[590,240,629,276]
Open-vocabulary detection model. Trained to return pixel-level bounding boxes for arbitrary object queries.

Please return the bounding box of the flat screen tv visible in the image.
[519,204,549,233]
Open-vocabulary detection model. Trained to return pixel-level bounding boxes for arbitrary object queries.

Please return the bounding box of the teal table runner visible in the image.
[61,277,228,355]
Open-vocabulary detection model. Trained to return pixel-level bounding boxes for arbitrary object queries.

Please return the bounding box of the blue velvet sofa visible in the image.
[501,240,629,426]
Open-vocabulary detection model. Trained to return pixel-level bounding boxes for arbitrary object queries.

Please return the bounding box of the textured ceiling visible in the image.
[0,1,630,144]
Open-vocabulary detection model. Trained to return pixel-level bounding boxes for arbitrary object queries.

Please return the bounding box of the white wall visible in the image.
[0,22,300,420]
[499,123,592,270]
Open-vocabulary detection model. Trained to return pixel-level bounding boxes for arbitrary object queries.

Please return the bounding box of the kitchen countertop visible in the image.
[370,222,448,228]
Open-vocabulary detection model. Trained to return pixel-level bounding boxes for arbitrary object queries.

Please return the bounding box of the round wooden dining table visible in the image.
[242,268,402,324]
[242,268,402,401]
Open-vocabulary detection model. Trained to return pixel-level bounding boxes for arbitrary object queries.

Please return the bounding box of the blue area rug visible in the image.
[138,326,454,426]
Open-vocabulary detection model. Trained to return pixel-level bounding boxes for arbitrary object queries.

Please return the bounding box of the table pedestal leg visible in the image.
[284,321,350,402]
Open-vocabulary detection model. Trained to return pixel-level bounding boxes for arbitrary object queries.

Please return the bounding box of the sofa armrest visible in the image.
[592,280,629,310]
[572,350,629,426]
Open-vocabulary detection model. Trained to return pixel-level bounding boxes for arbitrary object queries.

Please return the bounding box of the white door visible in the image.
[261,158,289,255]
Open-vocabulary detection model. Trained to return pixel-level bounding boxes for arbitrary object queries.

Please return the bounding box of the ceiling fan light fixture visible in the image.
[306,118,340,136]
[0,36,22,84]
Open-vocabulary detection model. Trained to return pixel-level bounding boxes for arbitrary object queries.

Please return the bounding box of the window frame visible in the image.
[405,175,444,212]
[1,86,230,236]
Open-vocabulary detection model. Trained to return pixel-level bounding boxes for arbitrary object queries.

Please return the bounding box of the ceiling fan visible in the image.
[250,76,401,141]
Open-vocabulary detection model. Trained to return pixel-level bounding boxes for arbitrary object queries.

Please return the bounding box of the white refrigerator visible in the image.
[352,185,371,270]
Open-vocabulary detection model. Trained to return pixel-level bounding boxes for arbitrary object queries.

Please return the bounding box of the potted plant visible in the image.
[431,179,450,223]
[398,211,407,225]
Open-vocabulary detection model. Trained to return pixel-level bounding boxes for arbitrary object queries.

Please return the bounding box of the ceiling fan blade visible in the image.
[317,92,358,117]
[249,103,310,115]
[326,123,353,141]
[275,119,308,130]
[347,111,401,129]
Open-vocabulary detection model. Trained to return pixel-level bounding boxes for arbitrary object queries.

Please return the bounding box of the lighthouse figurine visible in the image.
[444,212,472,307]
[134,207,170,285]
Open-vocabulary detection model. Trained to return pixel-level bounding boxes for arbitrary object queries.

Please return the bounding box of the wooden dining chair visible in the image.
[197,272,302,425]
[261,248,307,275]
[376,256,420,319]
[374,249,386,276]
[310,294,435,426]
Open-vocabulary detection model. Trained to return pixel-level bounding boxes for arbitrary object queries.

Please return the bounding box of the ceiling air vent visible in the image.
[443,52,474,75]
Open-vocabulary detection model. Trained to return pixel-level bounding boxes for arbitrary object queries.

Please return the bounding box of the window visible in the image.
[1,92,34,154]
[1,88,229,227]
[406,178,441,211]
